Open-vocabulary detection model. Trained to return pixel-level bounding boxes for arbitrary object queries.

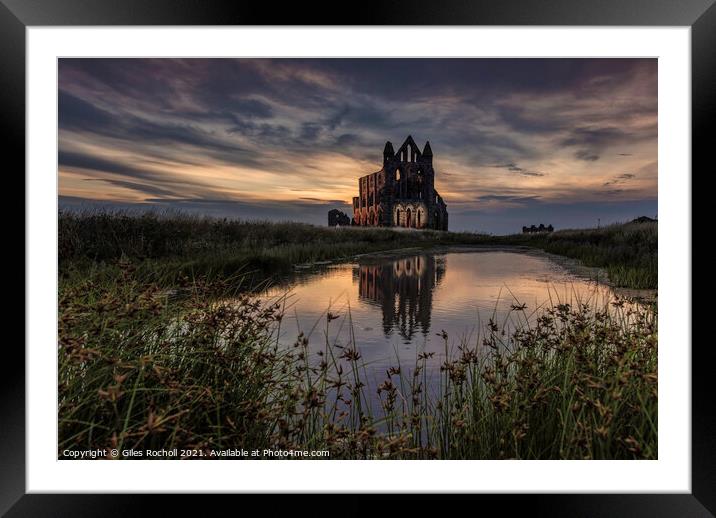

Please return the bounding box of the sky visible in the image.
[58,58,658,234]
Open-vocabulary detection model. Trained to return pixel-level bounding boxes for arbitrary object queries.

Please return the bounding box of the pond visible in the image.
[262,248,631,384]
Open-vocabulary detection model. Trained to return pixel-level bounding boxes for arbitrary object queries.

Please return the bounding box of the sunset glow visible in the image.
[59,58,657,233]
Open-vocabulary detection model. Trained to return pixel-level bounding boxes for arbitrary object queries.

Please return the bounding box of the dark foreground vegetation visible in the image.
[60,268,656,459]
[58,210,657,459]
[59,210,657,289]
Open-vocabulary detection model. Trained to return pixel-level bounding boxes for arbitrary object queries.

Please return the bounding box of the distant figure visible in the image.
[328,209,351,227]
[523,223,554,234]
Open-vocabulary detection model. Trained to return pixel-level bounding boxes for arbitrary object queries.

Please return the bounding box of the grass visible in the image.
[59,210,490,288]
[57,210,657,459]
[59,209,657,289]
[491,223,658,290]
[59,267,657,459]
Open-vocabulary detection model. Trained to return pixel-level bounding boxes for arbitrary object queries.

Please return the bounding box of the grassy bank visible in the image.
[59,211,490,288]
[492,223,657,290]
[58,211,657,459]
[59,269,657,459]
[59,210,657,289]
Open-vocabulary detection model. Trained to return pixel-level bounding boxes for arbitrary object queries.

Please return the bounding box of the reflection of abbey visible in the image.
[356,255,445,341]
[352,136,448,230]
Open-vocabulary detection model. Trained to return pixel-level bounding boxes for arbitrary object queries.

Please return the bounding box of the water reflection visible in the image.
[262,250,633,376]
[356,255,445,341]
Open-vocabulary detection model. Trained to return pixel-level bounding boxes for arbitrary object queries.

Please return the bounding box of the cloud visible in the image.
[491,163,545,177]
[603,173,636,186]
[83,178,177,198]
[57,58,658,234]
[476,194,541,203]
[59,150,229,201]
[59,90,266,171]
[560,125,656,163]
[575,150,600,162]
[299,197,348,204]
[561,126,625,148]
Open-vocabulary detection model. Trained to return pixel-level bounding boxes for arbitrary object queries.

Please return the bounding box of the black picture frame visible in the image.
[4,0,711,514]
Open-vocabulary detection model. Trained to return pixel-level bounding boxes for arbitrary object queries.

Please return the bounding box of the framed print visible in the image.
[5,0,713,513]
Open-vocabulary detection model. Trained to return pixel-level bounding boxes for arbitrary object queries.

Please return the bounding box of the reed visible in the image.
[59,267,657,460]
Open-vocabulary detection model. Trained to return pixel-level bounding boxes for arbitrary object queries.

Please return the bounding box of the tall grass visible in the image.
[59,266,657,459]
[59,210,657,289]
[58,210,657,458]
[59,210,490,287]
[59,267,288,454]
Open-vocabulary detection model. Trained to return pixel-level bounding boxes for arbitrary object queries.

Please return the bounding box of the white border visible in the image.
[27,27,691,493]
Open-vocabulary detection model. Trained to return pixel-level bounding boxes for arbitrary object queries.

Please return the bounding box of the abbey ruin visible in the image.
[351,136,448,230]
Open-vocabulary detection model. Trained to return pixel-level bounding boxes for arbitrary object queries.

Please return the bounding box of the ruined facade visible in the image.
[328,208,351,227]
[356,254,446,341]
[352,136,448,230]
